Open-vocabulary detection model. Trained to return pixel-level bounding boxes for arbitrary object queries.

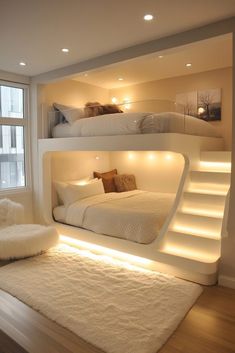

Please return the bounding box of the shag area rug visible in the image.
[0,244,202,353]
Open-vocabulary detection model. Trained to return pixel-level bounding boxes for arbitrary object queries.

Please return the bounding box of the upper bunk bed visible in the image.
[40,99,224,158]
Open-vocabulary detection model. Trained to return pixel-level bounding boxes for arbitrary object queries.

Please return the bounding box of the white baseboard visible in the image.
[218,275,235,289]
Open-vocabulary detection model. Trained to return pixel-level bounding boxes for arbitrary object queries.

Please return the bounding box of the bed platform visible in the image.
[38,132,229,285]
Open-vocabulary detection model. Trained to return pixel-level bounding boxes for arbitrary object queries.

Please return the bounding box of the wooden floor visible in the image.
[0,286,234,353]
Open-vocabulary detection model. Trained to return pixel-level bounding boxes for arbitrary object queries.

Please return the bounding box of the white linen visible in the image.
[52,111,220,138]
[57,190,175,244]
[52,112,150,137]
[141,112,220,137]
[0,244,202,353]
[53,205,66,223]
[53,103,85,124]
[65,179,105,206]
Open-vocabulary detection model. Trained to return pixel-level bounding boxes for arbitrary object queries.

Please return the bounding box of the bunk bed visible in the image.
[37,98,227,285]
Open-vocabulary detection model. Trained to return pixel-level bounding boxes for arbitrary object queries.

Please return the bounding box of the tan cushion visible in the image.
[93,169,118,193]
[114,174,137,193]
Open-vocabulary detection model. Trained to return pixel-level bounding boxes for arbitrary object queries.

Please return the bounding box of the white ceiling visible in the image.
[73,34,232,89]
[1,0,235,77]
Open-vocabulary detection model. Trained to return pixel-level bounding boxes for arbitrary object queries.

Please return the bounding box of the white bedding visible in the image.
[52,111,220,138]
[53,190,175,244]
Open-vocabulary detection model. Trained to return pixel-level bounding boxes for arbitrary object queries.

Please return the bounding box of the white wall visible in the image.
[110,151,184,193]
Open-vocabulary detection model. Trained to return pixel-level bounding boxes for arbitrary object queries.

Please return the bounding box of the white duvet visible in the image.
[53,190,175,244]
[52,111,220,138]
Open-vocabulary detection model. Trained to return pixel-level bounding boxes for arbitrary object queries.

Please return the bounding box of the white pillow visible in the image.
[65,179,104,206]
[53,103,85,124]
[69,177,98,186]
[54,181,68,205]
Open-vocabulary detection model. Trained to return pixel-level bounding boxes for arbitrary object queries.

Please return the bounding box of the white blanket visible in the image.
[52,111,220,138]
[58,190,174,244]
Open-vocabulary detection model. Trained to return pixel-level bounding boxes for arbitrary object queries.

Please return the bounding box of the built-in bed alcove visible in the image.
[38,131,228,285]
[36,31,233,286]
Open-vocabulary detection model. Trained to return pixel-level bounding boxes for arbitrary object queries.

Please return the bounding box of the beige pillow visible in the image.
[114,174,137,193]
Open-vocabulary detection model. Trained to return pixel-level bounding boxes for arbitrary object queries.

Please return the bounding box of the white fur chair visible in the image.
[0,198,58,260]
[0,198,24,229]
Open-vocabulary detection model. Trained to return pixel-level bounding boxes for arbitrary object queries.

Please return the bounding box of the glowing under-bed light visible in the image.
[60,235,152,266]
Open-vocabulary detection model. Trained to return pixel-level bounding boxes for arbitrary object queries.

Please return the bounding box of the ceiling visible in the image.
[73,34,232,89]
[1,0,235,77]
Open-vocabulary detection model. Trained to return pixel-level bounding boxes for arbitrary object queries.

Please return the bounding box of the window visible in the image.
[0,81,28,190]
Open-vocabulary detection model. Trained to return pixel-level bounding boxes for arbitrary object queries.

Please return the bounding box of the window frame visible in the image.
[0,80,31,193]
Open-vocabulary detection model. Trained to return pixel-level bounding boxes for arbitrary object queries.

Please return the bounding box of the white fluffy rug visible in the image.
[0,244,202,353]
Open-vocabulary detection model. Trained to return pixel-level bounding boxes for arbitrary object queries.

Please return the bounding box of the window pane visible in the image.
[0,85,24,118]
[0,125,25,189]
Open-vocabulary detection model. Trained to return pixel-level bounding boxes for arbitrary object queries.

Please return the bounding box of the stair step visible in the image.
[159,244,220,263]
[190,170,230,185]
[179,205,224,218]
[187,182,229,196]
[200,151,231,163]
[183,192,226,210]
[171,212,222,239]
[164,231,220,253]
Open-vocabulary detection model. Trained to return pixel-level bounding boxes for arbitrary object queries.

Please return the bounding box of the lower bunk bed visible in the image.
[53,190,175,244]
[38,131,226,286]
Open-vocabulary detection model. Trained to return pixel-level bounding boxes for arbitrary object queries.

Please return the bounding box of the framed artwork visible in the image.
[176,88,221,121]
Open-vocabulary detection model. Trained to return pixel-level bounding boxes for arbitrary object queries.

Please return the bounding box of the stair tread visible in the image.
[169,227,220,240]
[159,245,220,263]
[186,187,228,196]
[179,208,224,218]
[176,210,223,220]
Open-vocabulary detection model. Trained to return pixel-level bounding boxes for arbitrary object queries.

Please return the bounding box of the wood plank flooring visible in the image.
[0,286,234,353]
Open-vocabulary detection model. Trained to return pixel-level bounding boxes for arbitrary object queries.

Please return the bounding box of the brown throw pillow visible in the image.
[93,169,118,193]
[114,174,137,193]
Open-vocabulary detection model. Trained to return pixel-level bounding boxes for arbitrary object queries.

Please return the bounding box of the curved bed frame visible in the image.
[38,133,225,284]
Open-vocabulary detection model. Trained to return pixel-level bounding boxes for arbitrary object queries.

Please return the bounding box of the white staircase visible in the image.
[158,151,231,284]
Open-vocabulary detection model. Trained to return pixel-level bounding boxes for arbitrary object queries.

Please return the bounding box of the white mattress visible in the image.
[52,111,220,138]
[53,190,175,244]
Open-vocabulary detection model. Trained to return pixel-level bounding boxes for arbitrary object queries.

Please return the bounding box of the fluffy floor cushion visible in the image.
[0,244,202,353]
[0,224,59,260]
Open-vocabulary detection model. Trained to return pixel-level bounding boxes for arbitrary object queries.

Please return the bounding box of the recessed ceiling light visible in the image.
[158,55,163,59]
[19,62,26,66]
[144,14,154,21]
[62,48,69,53]
[186,63,192,67]
[118,77,124,81]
